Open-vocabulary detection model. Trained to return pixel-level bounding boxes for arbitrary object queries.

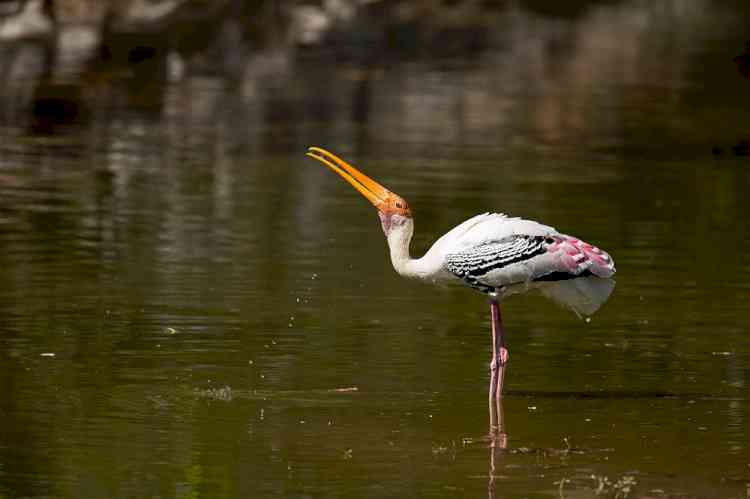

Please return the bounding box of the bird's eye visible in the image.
[396,202,402,208]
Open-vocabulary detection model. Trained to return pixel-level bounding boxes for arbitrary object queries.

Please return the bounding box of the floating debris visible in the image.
[590,474,637,498]
[432,444,449,455]
[194,385,233,402]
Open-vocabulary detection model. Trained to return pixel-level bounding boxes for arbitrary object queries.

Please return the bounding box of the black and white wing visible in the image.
[445,235,548,292]
[444,232,616,316]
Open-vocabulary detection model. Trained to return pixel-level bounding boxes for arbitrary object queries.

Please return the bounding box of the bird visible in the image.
[306,146,616,403]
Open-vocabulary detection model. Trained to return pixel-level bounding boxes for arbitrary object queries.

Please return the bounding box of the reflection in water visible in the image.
[488,396,507,499]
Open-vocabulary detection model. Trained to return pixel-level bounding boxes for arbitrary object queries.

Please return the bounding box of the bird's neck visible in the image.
[386,218,436,279]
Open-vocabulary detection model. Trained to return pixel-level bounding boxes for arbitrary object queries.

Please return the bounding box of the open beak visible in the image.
[306,146,391,210]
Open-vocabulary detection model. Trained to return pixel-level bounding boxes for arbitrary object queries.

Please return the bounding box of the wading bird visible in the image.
[306,147,615,402]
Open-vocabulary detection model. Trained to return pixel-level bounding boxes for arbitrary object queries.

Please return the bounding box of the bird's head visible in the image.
[306,147,412,236]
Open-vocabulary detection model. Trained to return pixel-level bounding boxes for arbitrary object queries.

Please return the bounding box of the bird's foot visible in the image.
[491,348,509,370]
[499,347,509,365]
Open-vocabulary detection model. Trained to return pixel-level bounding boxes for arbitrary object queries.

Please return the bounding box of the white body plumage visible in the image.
[385,212,616,317]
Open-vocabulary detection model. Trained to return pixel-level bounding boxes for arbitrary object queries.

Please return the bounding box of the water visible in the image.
[2,2,750,498]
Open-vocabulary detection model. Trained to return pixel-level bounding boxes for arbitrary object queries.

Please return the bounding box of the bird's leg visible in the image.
[491,299,509,367]
[488,296,508,409]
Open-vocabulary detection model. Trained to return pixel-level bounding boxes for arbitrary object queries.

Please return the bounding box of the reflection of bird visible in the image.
[307,147,616,401]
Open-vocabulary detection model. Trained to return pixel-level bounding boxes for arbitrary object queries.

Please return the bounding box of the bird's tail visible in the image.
[539,276,615,317]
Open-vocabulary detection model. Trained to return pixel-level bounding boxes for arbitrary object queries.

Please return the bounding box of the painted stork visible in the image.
[306,147,616,403]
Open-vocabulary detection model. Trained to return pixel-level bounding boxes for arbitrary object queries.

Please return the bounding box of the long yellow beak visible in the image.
[306,147,391,209]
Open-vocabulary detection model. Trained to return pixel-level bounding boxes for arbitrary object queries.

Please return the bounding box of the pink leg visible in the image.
[488,298,509,407]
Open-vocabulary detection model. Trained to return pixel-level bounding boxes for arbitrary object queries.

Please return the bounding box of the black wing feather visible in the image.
[445,236,546,291]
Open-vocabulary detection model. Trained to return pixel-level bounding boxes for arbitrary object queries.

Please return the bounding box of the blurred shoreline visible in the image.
[0,0,748,148]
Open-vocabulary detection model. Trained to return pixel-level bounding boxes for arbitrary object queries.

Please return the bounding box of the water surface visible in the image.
[1,2,750,498]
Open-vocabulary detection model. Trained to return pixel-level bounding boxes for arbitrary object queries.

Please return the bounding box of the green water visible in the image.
[2,3,750,498]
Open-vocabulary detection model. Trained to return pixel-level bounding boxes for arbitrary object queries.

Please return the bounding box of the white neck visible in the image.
[385,217,441,280]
